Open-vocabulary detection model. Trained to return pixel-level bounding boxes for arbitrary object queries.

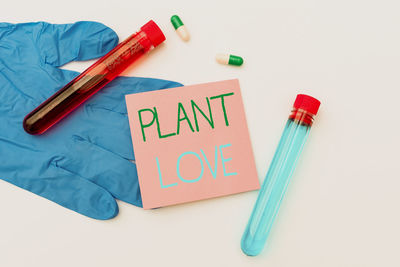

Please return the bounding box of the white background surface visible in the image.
[1,1,400,266]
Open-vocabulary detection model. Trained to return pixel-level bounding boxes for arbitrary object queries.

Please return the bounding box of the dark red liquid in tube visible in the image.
[23,20,165,135]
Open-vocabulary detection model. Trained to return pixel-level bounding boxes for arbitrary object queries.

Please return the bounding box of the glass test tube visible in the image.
[23,20,165,135]
[241,94,321,256]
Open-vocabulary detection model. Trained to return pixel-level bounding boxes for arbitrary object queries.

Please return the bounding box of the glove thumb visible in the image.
[37,21,118,67]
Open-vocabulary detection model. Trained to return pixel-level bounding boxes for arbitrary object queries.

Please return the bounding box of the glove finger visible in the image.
[37,21,118,67]
[15,69,80,108]
[60,76,182,160]
[59,135,143,207]
[1,161,119,220]
[75,104,135,160]
[87,76,183,114]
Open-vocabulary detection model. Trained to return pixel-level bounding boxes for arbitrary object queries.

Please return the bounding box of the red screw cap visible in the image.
[293,94,321,115]
[141,20,166,48]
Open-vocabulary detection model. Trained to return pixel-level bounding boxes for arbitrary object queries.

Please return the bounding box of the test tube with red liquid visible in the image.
[23,20,165,135]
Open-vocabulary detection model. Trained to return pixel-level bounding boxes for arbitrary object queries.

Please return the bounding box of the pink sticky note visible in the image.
[126,79,259,209]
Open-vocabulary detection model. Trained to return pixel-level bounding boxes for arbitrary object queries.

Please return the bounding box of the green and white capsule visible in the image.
[216,54,244,66]
[171,15,190,41]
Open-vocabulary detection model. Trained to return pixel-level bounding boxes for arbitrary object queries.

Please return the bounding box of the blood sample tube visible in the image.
[241,94,321,256]
[23,20,165,135]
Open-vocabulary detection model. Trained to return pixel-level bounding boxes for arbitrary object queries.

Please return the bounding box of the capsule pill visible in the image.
[171,15,190,41]
[216,54,244,66]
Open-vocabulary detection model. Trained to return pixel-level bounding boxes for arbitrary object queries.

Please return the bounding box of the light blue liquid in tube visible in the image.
[241,94,320,256]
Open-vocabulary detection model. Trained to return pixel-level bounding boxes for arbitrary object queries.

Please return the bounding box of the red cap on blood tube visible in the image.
[141,20,166,47]
[293,94,321,115]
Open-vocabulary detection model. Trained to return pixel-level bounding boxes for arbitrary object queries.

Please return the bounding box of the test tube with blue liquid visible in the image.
[241,94,320,256]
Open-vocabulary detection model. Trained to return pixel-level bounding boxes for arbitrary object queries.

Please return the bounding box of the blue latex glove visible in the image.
[0,21,182,219]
